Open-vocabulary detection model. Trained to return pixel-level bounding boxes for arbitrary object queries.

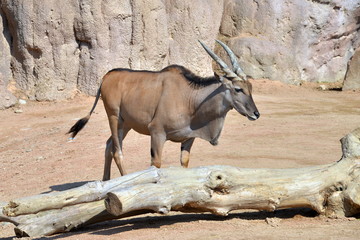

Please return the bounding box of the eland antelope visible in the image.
[68,40,260,180]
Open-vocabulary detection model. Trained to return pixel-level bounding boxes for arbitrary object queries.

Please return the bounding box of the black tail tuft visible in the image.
[68,116,90,138]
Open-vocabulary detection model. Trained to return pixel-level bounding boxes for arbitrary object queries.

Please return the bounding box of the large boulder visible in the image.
[343,48,360,91]
[0,7,16,109]
[220,0,360,84]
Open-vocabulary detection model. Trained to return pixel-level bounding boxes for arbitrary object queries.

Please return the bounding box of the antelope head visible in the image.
[199,40,260,121]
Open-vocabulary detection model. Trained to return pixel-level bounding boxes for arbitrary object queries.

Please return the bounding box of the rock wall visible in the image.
[0,0,359,108]
[343,47,360,90]
[0,6,16,109]
[220,0,360,84]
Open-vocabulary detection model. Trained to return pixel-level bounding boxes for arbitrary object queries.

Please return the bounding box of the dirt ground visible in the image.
[1,79,360,239]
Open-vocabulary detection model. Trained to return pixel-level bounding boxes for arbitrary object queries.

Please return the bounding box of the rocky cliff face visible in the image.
[221,0,360,84]
[0,0,359,109]
[343,47,360,90]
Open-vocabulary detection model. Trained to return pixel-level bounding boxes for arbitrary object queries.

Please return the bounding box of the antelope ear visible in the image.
[214,72,221,82]
[214,72,232,85]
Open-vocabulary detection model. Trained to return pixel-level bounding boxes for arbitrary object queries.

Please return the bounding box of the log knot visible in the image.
[331,182,347,192]
[267,198,281,211]
[3,201,20,217]
[206,171,230,194]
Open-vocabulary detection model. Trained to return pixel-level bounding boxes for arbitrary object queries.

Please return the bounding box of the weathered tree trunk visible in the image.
[2,168,159,217]
[104,159,360,218]
[1,128,360,238]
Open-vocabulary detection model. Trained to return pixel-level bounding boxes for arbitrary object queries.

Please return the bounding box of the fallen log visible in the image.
[13,201,152,237]
[2,167,159,217]
[1,128,360,238]
[105,160,360,218]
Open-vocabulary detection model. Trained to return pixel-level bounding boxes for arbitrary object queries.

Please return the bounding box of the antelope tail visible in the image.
[68,85,102,138]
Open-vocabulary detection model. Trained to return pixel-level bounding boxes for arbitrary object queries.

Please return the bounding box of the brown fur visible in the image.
[68,64,259,181]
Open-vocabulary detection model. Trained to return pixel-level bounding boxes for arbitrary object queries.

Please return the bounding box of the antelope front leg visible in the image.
[150,133,166,168]
[180,138,195,168]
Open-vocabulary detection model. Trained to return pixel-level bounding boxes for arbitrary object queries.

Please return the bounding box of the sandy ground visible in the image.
[0,80,360,239]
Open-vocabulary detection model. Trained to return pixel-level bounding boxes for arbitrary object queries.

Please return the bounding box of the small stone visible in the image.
[293,80,302,86]
[265,217,281,227]
[19,99,27,105]
[318,85,327,91]
[14,109,23,113]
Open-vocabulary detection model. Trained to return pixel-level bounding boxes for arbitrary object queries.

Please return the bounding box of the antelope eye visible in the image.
[234,87,243,93]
